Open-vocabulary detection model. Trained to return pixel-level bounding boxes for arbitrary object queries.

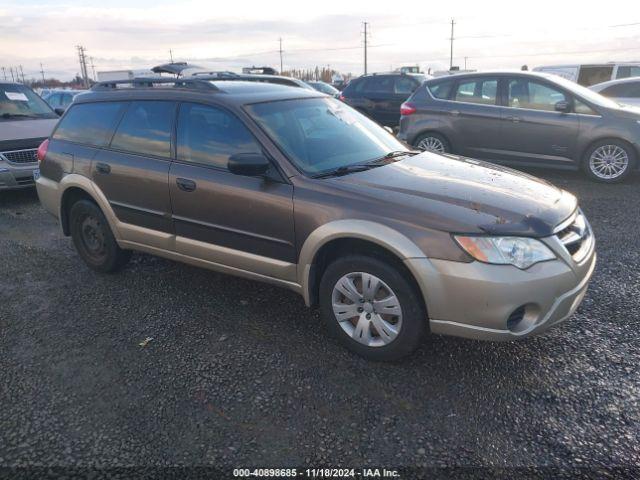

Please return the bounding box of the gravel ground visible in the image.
[1,169,639,478]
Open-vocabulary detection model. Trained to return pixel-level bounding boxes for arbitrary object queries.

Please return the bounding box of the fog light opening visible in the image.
[506,306,526,332]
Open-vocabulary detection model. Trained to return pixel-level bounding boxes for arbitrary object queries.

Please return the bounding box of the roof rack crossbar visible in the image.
[91,77,219,91]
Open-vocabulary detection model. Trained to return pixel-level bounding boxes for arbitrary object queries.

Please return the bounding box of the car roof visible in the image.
[424,70,559,83]
[75,79,325,107]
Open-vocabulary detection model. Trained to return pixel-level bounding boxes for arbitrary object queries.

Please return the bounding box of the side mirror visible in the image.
[228,153,270,176]
[54,107,65,116]
[554,100,570,113]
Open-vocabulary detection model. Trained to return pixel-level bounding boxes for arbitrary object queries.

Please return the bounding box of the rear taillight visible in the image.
[400,102,416,116]
[339,94,345,101]
[37,139,49,163]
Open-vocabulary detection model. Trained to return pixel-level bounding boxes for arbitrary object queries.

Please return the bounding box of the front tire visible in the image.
[583,139,636,183]
[319,255,426,361]
[69,200,131,273]
[413,132,450,154]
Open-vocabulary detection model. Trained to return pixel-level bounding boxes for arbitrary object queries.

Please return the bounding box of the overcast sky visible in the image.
[1,0,639,81]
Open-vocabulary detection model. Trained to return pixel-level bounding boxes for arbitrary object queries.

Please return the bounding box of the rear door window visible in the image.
[507,79,567,111]
[616,66,640,79]
[110,101,175,158]
[453,78,498,105]
[364,76,394,94]
[176,103,262,170]
[394,77,418,95]
[578,66,614,87]
[53,102,126,146]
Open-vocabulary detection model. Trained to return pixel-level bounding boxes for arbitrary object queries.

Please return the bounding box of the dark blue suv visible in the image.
[340,73,427,127]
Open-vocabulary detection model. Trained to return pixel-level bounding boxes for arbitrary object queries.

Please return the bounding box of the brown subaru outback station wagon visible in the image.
[35,78,596,360]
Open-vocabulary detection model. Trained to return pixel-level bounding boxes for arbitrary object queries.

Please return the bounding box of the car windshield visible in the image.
[0,84,57,119]
[549,75,621,109]
[247,97,407,175]
[309,82,339,95]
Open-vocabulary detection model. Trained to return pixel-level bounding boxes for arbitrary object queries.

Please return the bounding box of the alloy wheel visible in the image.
[331,272,403,347]
[417,136,446,153]
[589,145,629,180]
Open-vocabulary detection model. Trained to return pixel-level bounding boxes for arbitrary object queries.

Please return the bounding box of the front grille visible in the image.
[555,211,592,262]
[1,149,38,164]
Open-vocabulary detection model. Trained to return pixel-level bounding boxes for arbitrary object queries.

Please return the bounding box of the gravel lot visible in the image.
[1,169,639,477]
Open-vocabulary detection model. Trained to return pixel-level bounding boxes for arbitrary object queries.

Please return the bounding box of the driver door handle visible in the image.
[176,177,196,192]
[506,116,522,123]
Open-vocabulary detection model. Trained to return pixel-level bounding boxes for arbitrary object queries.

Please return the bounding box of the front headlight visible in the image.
[454,236,556,269]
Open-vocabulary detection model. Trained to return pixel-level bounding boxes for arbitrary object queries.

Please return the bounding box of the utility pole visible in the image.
[40,63,46,85]
[449,18,455,70]
[464,56,468,70]
[9,67,15,82]
[19,65,25,83]
[1,67,6,81]
[90,57,96,81]
[363,21,369,75]
[169,49,174,63]
[76,45,90,88]
[278,38,283,74]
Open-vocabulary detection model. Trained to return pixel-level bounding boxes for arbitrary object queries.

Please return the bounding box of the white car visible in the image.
[534,63,640,87]
[590,77,640,107]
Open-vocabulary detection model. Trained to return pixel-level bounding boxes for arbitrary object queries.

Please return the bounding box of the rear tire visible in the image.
[413,132,450,154]
[582,139,636,183]
[319,254,426,361]
[69,200,131,273]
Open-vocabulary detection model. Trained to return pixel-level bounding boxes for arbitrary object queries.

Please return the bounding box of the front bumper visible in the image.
[0,161,38,190]
[405,231,596,341]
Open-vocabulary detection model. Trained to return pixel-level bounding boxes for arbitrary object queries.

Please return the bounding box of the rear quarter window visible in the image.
[427,80,453,100]
[53,102,126,147]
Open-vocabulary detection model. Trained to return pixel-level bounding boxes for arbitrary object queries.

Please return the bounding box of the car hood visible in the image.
[332,152,577,236]
[0,118,57,150]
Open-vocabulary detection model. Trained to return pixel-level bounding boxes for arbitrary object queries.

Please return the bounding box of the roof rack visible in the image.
[91,77,219,91]
[190,71,239,78]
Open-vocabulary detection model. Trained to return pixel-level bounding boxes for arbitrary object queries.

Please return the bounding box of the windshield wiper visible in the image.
[312,151,419,179]
[1,113,38,119]
[312,163,386,178]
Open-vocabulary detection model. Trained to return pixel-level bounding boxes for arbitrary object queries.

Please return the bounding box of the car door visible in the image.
[169,102,296,277]
[500,77,580,166]
[364,76,396,126]
[91,100,175,241]
[445,76,504,158]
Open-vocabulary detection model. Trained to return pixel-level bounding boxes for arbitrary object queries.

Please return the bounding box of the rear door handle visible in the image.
[95,162,111,174]
[176,177,196,192]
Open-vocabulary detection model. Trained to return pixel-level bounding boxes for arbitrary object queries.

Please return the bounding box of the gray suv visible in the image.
[36,78,595,360]
[398,71,640,183]
[1,82,59,190]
